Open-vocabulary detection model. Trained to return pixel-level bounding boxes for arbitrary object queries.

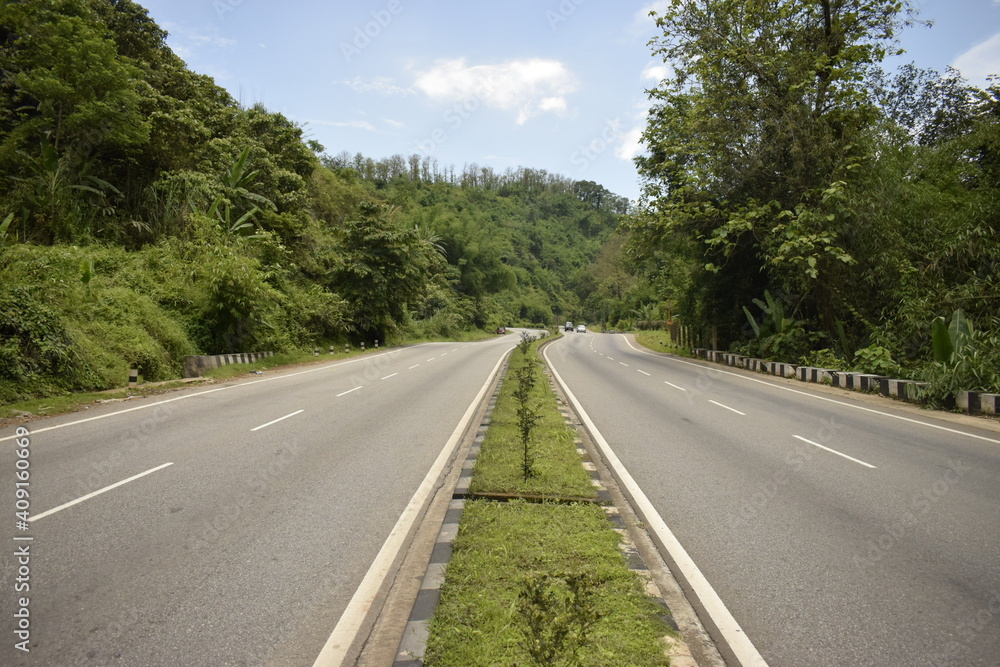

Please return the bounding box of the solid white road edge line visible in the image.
[30,462,174,522]
[543,341,768,667]
[251,409,304,432]
[619,335,1000,446]
[709,400,747,416]
[793,435,878,469]
[311,345,515,667]
[0,347,416,444]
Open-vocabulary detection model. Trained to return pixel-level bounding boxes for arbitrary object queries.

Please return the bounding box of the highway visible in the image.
[545,332,1000,667]
[0,336,515,666]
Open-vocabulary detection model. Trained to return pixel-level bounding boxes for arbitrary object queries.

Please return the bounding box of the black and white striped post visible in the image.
[375,339,379,349]
[345,343,350,354]
[329,346,334,355]
[128,369,138,389]
[361,342,365,352]
[314,347,319,357]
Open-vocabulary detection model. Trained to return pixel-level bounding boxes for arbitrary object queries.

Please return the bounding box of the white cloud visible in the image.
[382,118,405,129]
[953,32,1000,86]
[615,126,645,161]
[615,102,650,161]
[641,62,671,83]
[631,2,667,31]
[539,97,568,114]
[412,58,577,125]
[338,76,412,97]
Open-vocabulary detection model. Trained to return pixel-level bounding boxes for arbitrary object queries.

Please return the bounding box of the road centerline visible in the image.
[251,409,304,432]
[30,462,175,522]
[381,373,398,380]
[637,369,651,376]
[664,381,687,392]
[336,386,363,397]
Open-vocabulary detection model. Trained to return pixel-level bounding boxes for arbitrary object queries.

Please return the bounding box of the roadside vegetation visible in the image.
[632,330,690,358]
[590,1,1000,401]
[425,337,671,666]
[0,0,623,408]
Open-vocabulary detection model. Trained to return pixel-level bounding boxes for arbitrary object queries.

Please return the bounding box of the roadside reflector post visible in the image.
[128,369,138,389]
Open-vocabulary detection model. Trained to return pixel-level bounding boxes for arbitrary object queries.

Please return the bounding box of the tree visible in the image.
[628,0,918,343]
[330,202,431,340]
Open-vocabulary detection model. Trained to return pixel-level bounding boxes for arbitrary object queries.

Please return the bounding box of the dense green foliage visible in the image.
[618,0,1000,395]
[0,0,623,404]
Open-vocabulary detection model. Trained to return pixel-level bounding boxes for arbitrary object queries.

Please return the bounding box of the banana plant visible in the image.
[743,290,807,359]
[207,147,275,242]
[0,212,12,246]
[931,309,973,365]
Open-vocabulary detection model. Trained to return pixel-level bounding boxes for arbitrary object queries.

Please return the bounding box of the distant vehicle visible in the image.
[565,321,573,331]
[496,326,506,334]
[576,324,587,333]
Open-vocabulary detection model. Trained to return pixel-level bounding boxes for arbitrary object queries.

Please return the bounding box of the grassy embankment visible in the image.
[632,329,690,357]
[424,337,672,666]
[0,332,496,423]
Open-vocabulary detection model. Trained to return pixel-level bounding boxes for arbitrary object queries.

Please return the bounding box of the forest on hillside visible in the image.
[0,0,625,404]
[618,0,1000,400]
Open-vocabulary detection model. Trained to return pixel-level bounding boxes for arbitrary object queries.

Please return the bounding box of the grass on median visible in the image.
[424,337,673,666]
[424,500,671,667]
[469,344,595,499]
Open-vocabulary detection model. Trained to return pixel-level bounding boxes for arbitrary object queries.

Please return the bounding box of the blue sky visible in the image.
[137,0,1000,202]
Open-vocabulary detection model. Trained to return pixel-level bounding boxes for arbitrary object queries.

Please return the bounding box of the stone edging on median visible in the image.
[692,349,1000,415]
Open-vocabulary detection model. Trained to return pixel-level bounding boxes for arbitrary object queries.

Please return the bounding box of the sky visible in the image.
[136,0,1000,202]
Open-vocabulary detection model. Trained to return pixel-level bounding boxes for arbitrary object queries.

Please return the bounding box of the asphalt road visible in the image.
[0,335,516,666]
[546,332,1000,667]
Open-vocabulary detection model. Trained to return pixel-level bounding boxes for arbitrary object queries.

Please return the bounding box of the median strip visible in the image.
[413,337,675,666]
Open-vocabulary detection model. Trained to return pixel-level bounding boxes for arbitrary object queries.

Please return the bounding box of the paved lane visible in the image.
[1,337,515,666]
[546,332,1000,666]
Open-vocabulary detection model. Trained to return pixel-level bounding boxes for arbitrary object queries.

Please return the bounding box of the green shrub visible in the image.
[852,344,905,377]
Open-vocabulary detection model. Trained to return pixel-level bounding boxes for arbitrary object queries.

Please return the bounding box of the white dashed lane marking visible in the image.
[709,400,746,416]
